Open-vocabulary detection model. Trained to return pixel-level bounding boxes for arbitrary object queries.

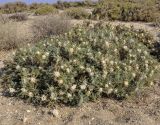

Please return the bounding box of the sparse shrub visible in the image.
[1,23,159,106]
[0,21,19,50]
[9,13,28,21]
[64,7,90,19]
[34,5,58,15]
[31,15,71,41]
[0,14,10,24]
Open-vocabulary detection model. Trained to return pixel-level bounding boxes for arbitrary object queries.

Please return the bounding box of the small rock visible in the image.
[23,117,28,123]
[50,109,59,118]
[26,110,31,113]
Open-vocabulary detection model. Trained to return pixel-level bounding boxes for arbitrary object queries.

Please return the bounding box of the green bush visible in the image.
[0,23,159,106]
[64,7,90,19]
[91,0,159,22]
[34,5,58,15]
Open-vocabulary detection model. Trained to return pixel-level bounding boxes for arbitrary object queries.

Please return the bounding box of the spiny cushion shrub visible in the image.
[63,7,90,19]
[0,23,160,106]
[34,5,58,15]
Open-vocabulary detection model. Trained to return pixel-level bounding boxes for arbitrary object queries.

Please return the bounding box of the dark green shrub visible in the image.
[64,7,90,19]
[34,5,58,15]
[0,23,159,106]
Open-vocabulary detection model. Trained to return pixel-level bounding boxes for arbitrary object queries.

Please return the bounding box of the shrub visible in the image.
[91,0,159,22]
[64,7,90,19]
[8,13,28,21]
[1,2,27,14]
[34,5,58,15]
[0,14,10,24]
[0,21,19,50]
[0,23,159,106]
[0,20,33,50]
[31,15,71,41]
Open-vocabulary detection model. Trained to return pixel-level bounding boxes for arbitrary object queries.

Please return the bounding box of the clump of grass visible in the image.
[0,23,159,107]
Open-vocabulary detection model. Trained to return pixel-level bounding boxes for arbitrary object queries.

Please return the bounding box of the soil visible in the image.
[0,19,160,125]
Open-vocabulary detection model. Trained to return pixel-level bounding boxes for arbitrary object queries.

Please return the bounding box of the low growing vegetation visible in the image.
[64,7,90,19]
[34,5,58,15]
[0,23,159,106]
[91,0,160,22]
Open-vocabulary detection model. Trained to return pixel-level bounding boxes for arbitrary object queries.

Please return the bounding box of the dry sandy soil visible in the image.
[0,18,160,125]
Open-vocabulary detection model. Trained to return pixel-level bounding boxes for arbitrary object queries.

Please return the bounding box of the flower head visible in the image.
[54,71,60,77]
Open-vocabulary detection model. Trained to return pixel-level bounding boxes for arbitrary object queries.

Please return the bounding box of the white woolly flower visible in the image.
[67,93,72,98]
[16,65,21,70]
[9,88,15,93]
[41,95,47,101]
[114,49,118,53]
[28,92,33,97]
[105,84,109,88]
[110,61,114,65]
[21,88,27,93]
[80,84,87,90]
[71,84,77,91]
[150,81,154,86]
[124,81,129,87]
[132,73,136,77]
[144,51,148,55]
[66,68,70,73]
[42,55,46,60]
[137,49,141,53]
[105,42,110,48]
[50,93,57,100]
[58,79,63,84]
[99,88,103,92]
[45,52,49,56]
[107,88,113,94]
[30,77,37,83]
[86,68,92,73]
[54,71,60,77]
[110,68,114,72]
[123,46,128,50]
[36,51,40,55]
[69,48,74,53]
[80,65,84,69]
[114,89,118,93]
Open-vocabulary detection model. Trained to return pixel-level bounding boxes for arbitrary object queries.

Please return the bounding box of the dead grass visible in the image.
[31,15,72,41]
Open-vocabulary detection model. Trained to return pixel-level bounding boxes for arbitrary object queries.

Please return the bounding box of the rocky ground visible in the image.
[0,20,159,125]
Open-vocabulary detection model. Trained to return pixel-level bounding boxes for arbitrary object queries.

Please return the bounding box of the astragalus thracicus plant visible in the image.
[0,23,159,106]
